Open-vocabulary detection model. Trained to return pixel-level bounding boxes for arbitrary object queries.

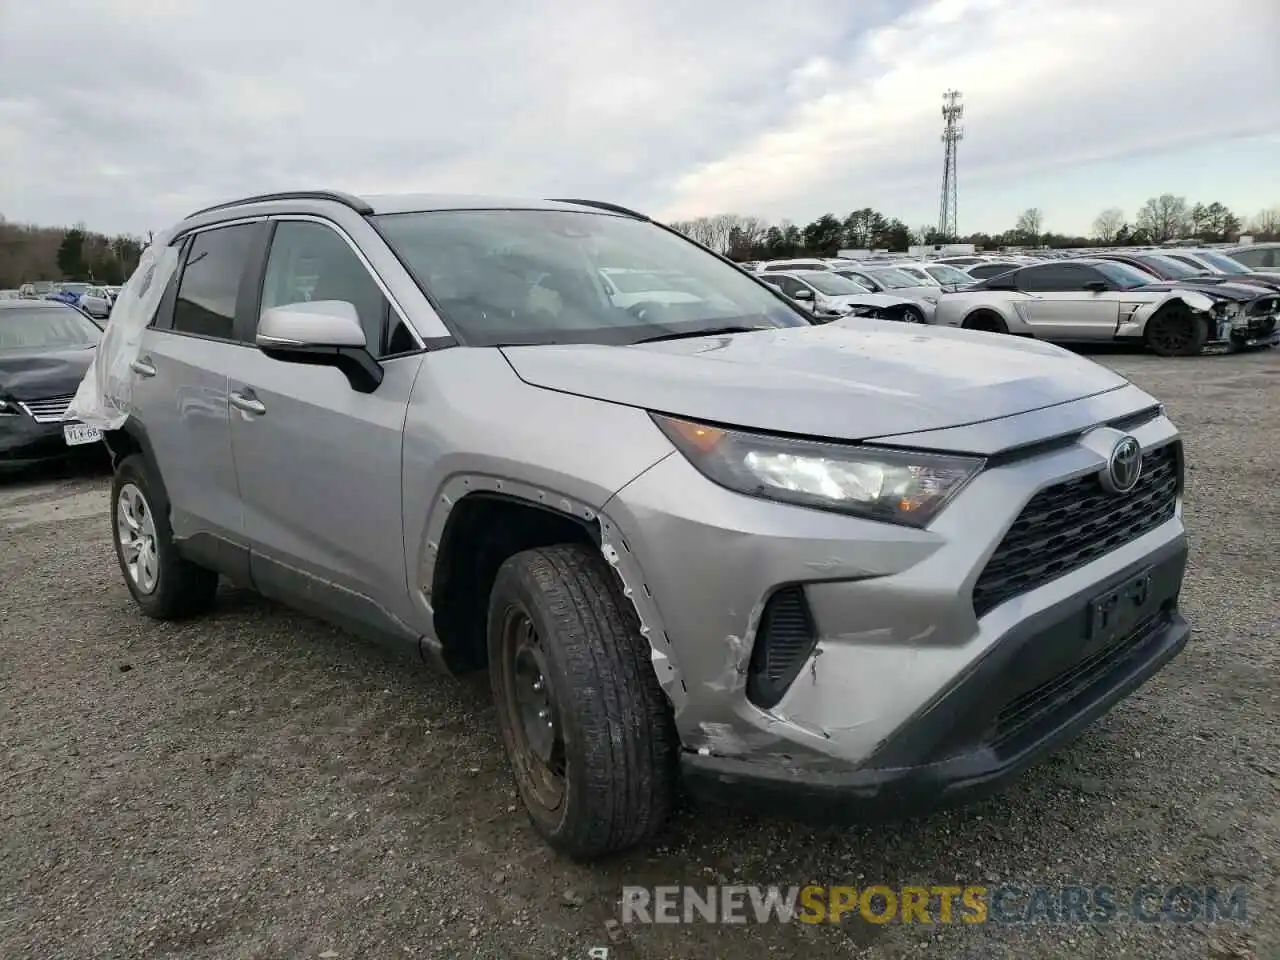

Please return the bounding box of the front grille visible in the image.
[746,586,819,710]
[973,442,1180,618]
[992,613,1164,746]
[17,394,75,423]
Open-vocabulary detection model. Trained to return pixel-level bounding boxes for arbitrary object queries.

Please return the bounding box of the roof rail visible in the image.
[185,190,373,220]
[547,198,648,220]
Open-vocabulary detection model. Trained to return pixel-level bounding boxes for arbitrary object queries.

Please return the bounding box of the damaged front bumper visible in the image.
[604,389,1189,821]
[681,539,1189,821]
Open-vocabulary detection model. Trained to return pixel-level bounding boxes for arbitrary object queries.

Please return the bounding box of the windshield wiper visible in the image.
[630,325,771,345]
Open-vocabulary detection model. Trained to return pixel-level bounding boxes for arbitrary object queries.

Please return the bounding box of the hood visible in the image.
[500,321,1128,442]
[825,293,918,309]
[0,344,97,401]
[889,284,940,301]
[1136,281,1261,303]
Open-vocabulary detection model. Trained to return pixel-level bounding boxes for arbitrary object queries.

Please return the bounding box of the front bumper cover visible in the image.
[681,536,1189,822]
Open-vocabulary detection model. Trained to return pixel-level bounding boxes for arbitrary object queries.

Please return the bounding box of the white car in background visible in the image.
[598,268,703,309]
[757,270,929,323]
[890,261,976,293]
[756,258,835,273]
[830,265,942,320]
[78,285,114,319]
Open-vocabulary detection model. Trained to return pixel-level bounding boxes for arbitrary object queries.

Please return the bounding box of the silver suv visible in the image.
[102,190,1191,859]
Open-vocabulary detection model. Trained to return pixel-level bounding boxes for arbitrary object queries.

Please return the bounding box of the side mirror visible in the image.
[256,300,383,393]
[1083,280,1108,293]
[791,288,814,300]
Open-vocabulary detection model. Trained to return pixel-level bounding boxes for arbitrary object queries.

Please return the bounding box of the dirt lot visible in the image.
[1,350,1276,959]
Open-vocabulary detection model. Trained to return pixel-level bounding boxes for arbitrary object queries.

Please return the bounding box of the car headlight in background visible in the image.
[651,415,985,528]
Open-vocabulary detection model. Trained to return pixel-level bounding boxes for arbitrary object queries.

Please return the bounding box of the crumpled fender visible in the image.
[1132,288,1219,323]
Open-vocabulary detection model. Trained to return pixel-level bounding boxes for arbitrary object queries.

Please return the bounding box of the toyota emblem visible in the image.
[1101,435,1143,495]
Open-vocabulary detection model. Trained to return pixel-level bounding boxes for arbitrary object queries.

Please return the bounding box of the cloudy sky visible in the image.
[2,0,1278,239]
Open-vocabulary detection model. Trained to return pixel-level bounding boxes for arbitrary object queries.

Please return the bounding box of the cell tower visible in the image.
[939,90,963,239]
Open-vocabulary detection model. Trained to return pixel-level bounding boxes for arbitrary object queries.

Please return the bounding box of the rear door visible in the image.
[129,221,265,546]
[227,217,425,629]
[1016,263,1120,340]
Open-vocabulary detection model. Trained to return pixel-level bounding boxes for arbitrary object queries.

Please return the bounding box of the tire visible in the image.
[111,454,219,619]
[1144,303,1208,357]
[962,310,1009,334]
[901,305,925,324]
[487,543,677,859]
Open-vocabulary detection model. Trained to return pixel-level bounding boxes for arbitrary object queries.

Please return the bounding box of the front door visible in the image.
[1022,291,1121,340]
[227,218,424,632]
[129,222,262,544]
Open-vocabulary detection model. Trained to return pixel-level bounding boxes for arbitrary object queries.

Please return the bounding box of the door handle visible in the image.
[130,357,156,377]
[229,390,266,416]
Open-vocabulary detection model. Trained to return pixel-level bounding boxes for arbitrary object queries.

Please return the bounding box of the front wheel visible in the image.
[487,543,677,859]
[1144,303,1208,357]
[111,455,219,619]
[901,304,925,324]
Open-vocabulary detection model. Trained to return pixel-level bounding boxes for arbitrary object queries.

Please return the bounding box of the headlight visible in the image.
[651,415,984,528]
[921,295,939,305]
[0,396,19,416]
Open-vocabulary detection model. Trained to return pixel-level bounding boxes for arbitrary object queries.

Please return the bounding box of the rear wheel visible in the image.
[488,543,677,859]
[111,455,219,619]
[962,310,1009,334]
[1145,303,1208,357]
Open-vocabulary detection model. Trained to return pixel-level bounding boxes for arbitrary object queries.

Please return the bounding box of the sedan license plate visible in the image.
[1087,568,1157,651]
[63,422,102,446]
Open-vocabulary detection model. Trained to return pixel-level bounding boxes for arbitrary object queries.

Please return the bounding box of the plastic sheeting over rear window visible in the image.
[65,229,182,429]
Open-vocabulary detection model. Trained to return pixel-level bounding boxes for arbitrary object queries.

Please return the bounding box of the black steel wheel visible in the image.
[1145,304,1208,357]
[487,543,677,860]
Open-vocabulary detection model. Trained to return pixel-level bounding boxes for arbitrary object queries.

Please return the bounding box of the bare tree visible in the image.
[1092,207,1126,244]
[1250,206,1280,236]
[1135,194,1190,243]
[1015,208,1044,243]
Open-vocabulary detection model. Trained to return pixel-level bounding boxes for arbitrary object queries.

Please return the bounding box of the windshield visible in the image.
[375,210,810,346]
[864,268,918,289]
[1138,255,1196,279]
[1091,262,1156,290]
[798,272,870,296]
[925,264,973,284]
[0,305,102,350]
[1194,251,1251,275]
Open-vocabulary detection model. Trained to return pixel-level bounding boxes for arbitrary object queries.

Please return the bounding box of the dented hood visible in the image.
[0,344,97,401]
[500,320,1129,441]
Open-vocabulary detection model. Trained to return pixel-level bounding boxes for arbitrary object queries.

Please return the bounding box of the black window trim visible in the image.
[163,221,267,346]
[1013,262,1102,293]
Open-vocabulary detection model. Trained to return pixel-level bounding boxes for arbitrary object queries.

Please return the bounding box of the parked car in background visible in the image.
[1225,243,1280,271]
[46,282,92,307]
[758,270,927,323]
[78,285,114,319]
[1160,248,1280,287]
[757,258,834,273]
[18,281,57,299]
[0,290,21,300]
[932,258,1277,355]
[89,189,1192,859]
[920,261,978,290]
[830,265,940,319]
[0,299,105,463]
[965,261,1022,281]
[1090,252,1280,295]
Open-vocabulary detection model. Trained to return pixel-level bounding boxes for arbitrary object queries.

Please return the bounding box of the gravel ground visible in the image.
[1,349,1276,960]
